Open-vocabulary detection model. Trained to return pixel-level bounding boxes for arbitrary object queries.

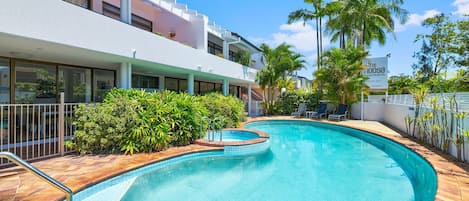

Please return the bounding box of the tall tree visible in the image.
[413,14,469,89]
[326,0,408,49]
[288,0,328,70]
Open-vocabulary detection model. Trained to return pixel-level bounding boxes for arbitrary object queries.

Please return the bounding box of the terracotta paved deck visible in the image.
[0,117,469,200]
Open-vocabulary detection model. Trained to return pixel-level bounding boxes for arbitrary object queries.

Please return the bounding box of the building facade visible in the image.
[0,0,262,106]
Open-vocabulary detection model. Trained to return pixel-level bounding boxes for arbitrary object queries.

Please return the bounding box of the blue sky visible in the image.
[178,0,468,79]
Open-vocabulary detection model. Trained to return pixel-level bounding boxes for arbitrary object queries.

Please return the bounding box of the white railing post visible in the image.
[58,93,65,156]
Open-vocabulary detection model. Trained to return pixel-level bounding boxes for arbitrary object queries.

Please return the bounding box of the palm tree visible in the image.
[288,0,328,69]
[314,43,369,105]
[256,43,305,115]
[326,0,408,49]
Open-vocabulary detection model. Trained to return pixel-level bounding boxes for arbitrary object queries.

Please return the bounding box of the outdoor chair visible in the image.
[308,103,328,119]
[328,104,348,121]
[291,103,307,117]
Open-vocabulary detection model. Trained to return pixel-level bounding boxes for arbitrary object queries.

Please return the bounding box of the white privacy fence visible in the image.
[387,92,469,111]
[354,92,469,162]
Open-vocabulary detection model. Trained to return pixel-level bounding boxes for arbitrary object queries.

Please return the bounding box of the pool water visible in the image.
[204,130,259,142]
[117,120,435,201]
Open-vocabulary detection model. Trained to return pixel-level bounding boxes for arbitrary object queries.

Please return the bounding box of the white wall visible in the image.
[351,102,385,121]
[0,0,255,82]
[355,101,469,162]
[383,104,414,133]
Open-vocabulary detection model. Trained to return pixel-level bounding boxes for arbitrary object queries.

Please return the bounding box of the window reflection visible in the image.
[132,74,159,91]
[165,78,178,92]
[93,69,114,102]
[15,61,57,104]
[59,66,92,103]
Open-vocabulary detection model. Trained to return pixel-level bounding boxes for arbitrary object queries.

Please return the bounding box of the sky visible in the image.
[177,0,469,79]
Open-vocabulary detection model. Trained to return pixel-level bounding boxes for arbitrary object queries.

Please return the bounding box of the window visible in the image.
[15,61,57,104]
[59,66,92,103]
[132,74,159,90]
[165,78,178,92]
[132,14,152,32]
[102,2,153,32]
[199,82,215,95]
[178,79,188,93]
[230,85,240,97]
[63,0,90,9]
[215,83,222,93]
[0,58,9,104]
[102,2,120,19]
[229,50,236,62]
[208,41,223,56]
[93,69,114,102]
[194,81,200,94]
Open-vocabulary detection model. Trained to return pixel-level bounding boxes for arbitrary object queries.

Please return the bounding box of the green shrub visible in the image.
[162,92,208,146]
[278,91,318,114]
[68,89,208,154]
[199,93,246,128]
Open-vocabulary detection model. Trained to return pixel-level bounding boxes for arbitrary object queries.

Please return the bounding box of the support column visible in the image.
[385,91,388,104]
[248,84,252,116]
[120,0,132,24]
[187,73,194,95]
[222,79,229,96]
[120,62,132,89]
[159,76,165,90]
[223,41,229,59]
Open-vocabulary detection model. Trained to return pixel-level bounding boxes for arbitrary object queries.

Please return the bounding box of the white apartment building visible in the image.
[0,0,262,109]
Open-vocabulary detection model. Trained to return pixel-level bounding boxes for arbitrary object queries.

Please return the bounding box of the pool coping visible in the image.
[194,128,270,147]
[243,116,469,201]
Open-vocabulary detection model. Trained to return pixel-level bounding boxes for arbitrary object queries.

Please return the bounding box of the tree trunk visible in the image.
[319,16,323,67]
[316,17,320,70]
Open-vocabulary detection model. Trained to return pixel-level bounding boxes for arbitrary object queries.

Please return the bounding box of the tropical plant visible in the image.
[68,89,209,154]
[413,14,469,89]
[234,50,252,66]
[278,91,318,115]
[199,93,246,128]
[314,43,369,105]
[288,0,334,69]
[325,0,408,48]
[388,75,416,94]
[255,43,305,115]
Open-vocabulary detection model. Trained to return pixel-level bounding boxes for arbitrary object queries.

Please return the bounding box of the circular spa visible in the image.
[73,120,437,201]
[205,130,259,142]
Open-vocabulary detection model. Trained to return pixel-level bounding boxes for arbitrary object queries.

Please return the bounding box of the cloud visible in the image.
[452,0,469,16]
[394,10,441,32]
[249,22,329,52]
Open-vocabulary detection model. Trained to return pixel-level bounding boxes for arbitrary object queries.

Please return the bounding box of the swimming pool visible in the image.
[76,120,437,201]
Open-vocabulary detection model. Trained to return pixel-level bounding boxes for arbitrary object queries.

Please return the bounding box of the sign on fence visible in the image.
[362,57,389,90]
